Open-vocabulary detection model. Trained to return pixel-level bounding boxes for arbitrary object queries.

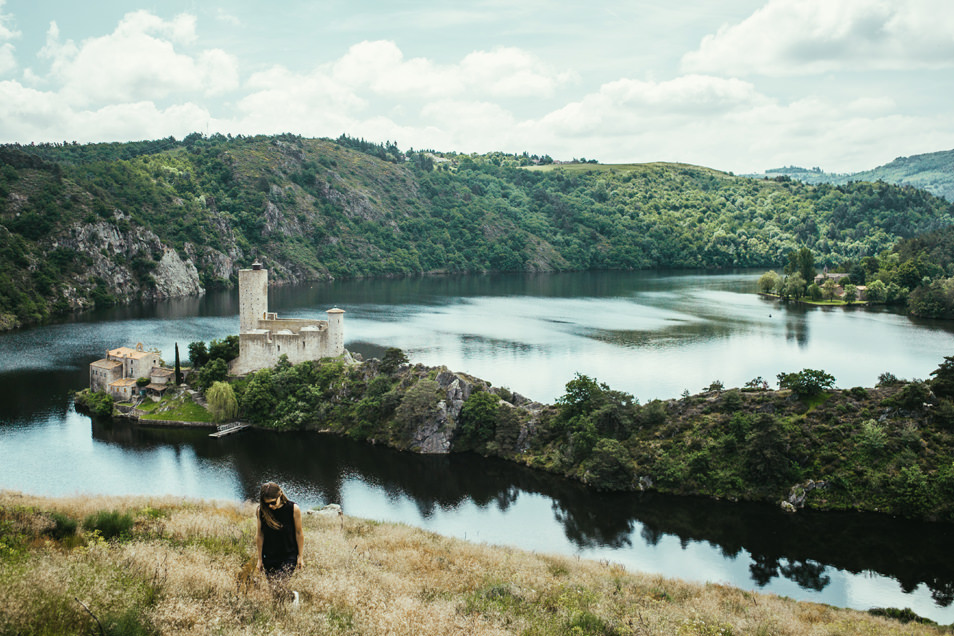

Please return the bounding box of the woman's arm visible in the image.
[293,504,305,568]
[255,506,265,571]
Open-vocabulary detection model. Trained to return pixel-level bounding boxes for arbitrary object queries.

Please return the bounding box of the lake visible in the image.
[1,270,953,621]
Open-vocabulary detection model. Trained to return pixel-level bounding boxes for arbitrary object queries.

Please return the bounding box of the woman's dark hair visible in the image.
[258,482,289,530]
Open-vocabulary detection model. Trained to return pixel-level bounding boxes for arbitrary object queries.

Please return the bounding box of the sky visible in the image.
[0,0,952,174]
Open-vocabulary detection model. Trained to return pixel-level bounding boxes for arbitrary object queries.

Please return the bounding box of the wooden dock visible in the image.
[209,423,250,438]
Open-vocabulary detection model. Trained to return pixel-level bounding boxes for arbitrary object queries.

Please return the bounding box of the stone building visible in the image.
[89,343,166,401]
[229,262,345,375]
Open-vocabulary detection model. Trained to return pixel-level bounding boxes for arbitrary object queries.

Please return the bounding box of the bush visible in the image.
[877,371,901,387]
[380,347,409,374]
[78,390,114,417]
[45,512,78,540]
[456,390,499,451]
[777,369,835,398]
[581,438,635,491]
[84,510,134,540]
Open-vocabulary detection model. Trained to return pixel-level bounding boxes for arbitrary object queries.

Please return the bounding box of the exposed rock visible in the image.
[780,501,797,513]
[411,399,453,454]
[785,479,827,509]
[152,248,203,298]
[307,503,343,519]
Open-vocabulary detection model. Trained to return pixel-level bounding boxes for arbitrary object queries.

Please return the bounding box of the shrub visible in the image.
[456,390,499,451]
[722,389,743,412]
[380,347,409,374]
[877,372,901,387]
[79,390,114,417]
[83,510,134,540]
[883,381,931,411]
[857,419,886,455]
[45,512,78,540]
[777,369,835,398]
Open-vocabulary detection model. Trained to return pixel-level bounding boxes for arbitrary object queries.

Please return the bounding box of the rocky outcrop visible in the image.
[49,215,207,309]
[403,367,546,455]
[780,479,828,512]
[153,248,203,297]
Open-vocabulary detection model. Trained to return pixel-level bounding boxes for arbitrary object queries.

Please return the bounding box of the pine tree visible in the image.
[174,342,182,385]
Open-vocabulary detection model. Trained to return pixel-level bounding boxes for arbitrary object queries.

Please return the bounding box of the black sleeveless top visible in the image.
[260,499,298,566]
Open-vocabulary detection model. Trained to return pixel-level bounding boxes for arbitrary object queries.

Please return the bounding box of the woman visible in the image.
[255,482,305,580]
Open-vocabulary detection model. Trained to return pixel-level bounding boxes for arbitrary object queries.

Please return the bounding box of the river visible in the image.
[1,270,953,621]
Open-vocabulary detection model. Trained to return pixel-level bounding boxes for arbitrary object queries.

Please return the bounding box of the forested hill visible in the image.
[751,148,954,202]
[1,133,953,330]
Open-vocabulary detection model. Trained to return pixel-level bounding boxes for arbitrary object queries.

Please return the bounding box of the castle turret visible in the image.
[238,262,268,334]
[326,308,345,356]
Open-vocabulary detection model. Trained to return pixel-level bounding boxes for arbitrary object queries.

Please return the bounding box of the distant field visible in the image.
[523,161,731,177]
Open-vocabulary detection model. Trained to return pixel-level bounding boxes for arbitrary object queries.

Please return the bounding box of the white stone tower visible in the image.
[326,307,345,355]
[238,262,268,334]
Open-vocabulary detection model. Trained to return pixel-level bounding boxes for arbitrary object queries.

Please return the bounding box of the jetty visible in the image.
[209,423,250,438]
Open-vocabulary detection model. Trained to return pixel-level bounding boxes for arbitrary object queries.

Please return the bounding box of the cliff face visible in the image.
[50,215,208,309]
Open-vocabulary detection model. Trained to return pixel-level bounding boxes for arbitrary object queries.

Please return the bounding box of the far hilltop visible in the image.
[748,148,954,202]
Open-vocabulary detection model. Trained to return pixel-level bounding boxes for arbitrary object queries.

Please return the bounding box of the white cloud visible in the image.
[459,47,576,98]
[0,79,213,142]
[327,40,571,99]
[537,75,768,138]
[0,0,18,76]
[43,11,238,106]
[682,0,954,75]
[509,74,954,173]
[331,40,463,98]
[214,9,241,27]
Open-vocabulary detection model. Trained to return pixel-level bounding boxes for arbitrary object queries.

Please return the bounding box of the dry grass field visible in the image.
[0,491,947,635]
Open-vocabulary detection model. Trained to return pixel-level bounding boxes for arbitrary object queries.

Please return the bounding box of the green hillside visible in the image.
[1,134,953,330]
[751,149,954,202]
[847,149,954,202]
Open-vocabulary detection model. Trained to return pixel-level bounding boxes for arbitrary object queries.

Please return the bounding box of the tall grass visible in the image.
[0,490,947,635]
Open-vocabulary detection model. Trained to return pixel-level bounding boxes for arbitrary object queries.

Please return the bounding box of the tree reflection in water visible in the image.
[91,422,953,606]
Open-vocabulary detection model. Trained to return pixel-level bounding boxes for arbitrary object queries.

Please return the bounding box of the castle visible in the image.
[229,262,345,375]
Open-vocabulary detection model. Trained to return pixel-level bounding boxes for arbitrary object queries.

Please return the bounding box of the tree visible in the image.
[758,270,780,294]
[785,247,815,285]
[174,342,182,385]
[206,381,238,423]
[930,356,954,400]
[208,335,239,362]
[782,273,807,299]
[866,279,887,303]
[194,357,228,391]
[843,284,858,303]
[821,278,837,300]
[557,373,610,423]
[380,347,409,374]
[581,438,635,490]
[777,369,836,397]
[807,283,822,300]
[188,341,209,368]
[456,390,500,451]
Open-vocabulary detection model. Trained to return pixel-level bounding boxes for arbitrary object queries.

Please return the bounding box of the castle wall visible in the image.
[256,318,326,332]
[231,327,338,375]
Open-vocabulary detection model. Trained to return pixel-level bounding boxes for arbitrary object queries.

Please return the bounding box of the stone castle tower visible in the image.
[230,262,345,375]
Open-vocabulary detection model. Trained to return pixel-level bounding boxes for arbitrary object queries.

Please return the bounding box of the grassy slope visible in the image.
[0,492,947,636]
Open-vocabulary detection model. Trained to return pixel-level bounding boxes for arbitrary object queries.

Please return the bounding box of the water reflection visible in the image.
[87,422,954,610]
